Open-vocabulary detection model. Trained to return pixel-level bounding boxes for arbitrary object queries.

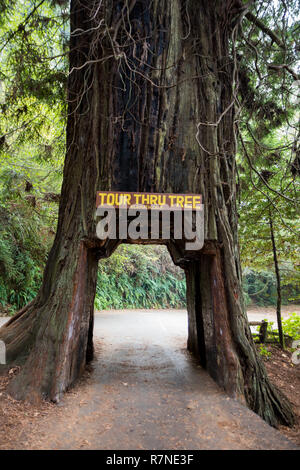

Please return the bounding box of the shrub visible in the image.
[95,245,186,310]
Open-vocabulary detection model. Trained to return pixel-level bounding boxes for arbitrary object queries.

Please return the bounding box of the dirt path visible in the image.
[1,309,298,450]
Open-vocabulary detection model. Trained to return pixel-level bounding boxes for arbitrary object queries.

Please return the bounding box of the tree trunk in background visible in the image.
[269,214,285,349]
[0,0,294,426]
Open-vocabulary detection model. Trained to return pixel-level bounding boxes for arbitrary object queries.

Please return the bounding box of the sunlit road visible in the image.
[0,310,297,449]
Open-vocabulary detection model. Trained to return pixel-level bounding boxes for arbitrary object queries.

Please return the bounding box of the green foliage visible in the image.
[0,168,55,310]
[242,268,300,306]
[257,313,300,357]
[0,0,66,201]
[0,1,65,311]
[258,344,272,359]
[95,245,186,310]
[237,1,300,311]
[281,313,300,341]
[0,211,45,309]
[263,314,300,342]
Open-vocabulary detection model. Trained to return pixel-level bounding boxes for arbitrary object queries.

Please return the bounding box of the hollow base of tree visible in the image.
[0,243,295,428]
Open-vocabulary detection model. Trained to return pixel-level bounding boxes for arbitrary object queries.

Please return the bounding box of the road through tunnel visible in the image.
[86,235,240,401]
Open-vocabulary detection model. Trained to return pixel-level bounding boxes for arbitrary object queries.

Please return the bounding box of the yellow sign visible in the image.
[96,192,202,210]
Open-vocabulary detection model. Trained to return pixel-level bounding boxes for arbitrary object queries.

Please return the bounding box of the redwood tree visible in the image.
[0,0,295,426]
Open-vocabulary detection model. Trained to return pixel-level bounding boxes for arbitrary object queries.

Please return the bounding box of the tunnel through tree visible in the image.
[0,0,294,427]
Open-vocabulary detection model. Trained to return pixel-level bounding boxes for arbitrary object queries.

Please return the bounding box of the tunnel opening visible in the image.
[92,243,202,375]
[87,241,211,378]
[86,231,232,395]
[95,244,186,312]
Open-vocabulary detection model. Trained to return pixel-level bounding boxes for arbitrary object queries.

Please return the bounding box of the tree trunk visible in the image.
[0,0,294,426]
[269,214,285,349]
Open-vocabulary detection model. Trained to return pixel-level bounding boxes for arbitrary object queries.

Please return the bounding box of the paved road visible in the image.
[1,309,296,450]
[1,305,298,331]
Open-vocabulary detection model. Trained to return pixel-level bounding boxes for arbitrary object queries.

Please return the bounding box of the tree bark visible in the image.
[0,0,294,426]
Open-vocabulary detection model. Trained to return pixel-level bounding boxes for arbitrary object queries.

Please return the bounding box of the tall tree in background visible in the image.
[236,0,299,350]
[0,0,297,426]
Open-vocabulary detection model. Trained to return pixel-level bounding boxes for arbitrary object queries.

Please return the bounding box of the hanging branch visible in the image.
[245,11,286,49]
[267,64,299,81]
